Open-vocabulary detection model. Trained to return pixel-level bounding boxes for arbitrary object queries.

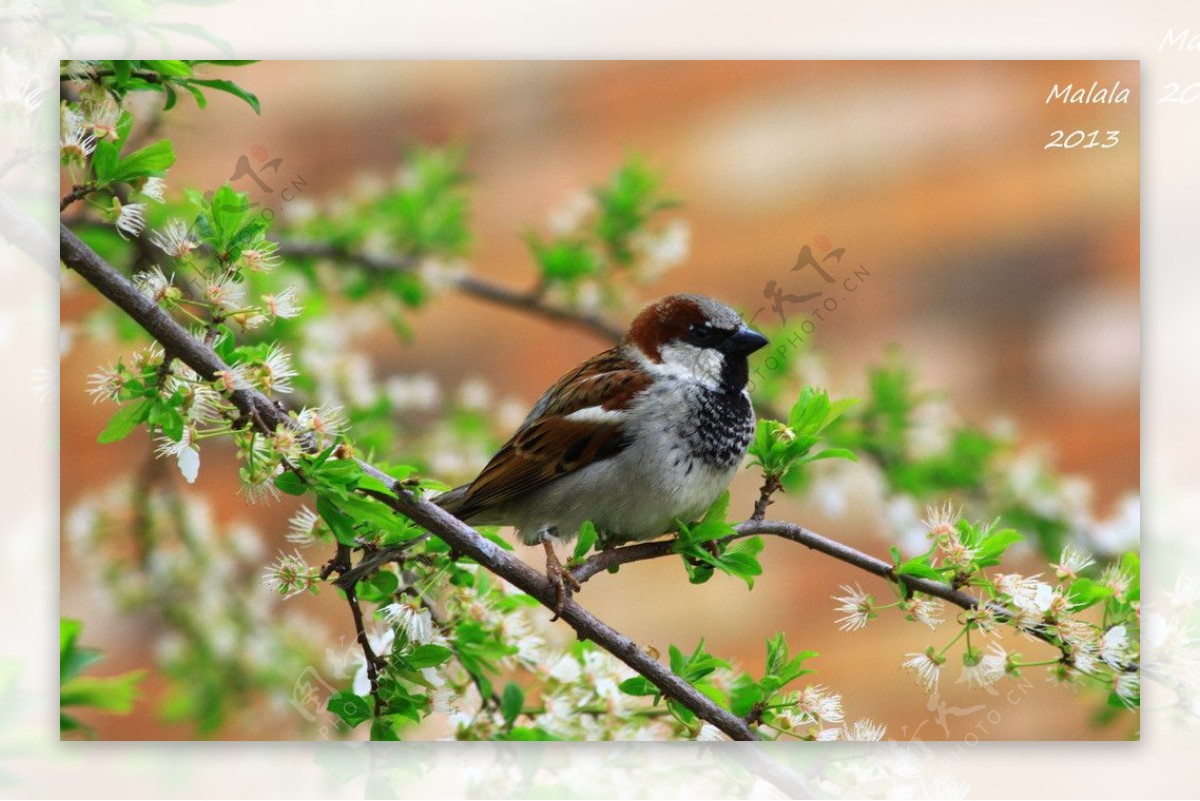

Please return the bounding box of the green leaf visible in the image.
[359,569,399,601]
[765,633,789,676]
[97,399,151,444]
[111,139,176,182]
[205,184,251,252]
[974,527,1023,567]
[274,471,306,496]
[146,398,184,442]
[60,618,82,660]
[495,726,563,741]
[896,556,947,581]
[144,60,193,78]
[60,620,103,682]
[1066,577,1113,611]
[501,682,524,727]
[112,60,131,87]
[316,495,358,546]
[717,537,764,589]
[571,521,598,563]
[527,235,598,282]
[61,672,146,713]
[618,676,659,698]
[327,691,372,728]
[805,447,858,463]
[729,679,763,718]
[184,78,261,114]
[406,644,453,670]
[356,473,398,497]
[180,81,208,109]
[370,716,400,740]
[91,140,120,184]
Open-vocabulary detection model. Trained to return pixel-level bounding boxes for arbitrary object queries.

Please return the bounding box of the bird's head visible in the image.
[624,293,768,390]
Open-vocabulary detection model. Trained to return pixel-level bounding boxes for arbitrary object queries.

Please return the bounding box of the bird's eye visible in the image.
[687,322,728,348]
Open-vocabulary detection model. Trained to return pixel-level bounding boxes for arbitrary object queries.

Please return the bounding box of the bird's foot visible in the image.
[543,539,581,621]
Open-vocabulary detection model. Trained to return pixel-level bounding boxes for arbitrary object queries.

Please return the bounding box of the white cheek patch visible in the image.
[563,406,628,424]
[656,342,724,388]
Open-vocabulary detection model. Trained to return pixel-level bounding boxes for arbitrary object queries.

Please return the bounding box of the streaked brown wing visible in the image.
[451,349,650,518]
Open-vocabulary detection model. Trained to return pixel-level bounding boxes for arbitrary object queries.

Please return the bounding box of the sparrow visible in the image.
[435,293,769,613]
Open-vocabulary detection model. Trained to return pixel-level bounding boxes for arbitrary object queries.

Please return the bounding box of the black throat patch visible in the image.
[676,383,755,470]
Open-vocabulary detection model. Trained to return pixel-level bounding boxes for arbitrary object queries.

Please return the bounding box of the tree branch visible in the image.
[277,241,625,342]
[61,221,756,741]
[571,515,1139,672]
[62,218,1135,745]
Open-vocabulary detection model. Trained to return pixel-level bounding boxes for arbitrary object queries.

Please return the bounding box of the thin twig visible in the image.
[344,584,384,713]
[60,184,95,212]
[750,474,783,521]
[569,515,1139,673]
[277,241,625,342]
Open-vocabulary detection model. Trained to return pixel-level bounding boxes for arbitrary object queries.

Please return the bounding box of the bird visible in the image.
[434,293,769,614]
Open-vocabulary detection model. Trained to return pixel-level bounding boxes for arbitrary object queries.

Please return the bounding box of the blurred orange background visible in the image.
[60,60,1139,740]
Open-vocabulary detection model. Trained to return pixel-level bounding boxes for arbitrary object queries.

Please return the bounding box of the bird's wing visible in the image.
[449,348,651,519]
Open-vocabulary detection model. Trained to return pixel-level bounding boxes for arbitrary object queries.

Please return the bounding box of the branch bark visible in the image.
[277,241,625,342]
[572,515,1139,673]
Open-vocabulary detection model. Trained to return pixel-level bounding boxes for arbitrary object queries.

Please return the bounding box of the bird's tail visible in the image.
[431,483,471,517]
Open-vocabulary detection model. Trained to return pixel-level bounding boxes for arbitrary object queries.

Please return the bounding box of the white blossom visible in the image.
[150,219,197,259]
[240,240,281,272]
[297,404,346,439]
[797,685,844,723]
[921,501,960,540]
[457,377,492,411]
[286,506,321,546]
[132,265,175,304]
[62,60,99,83]
[632,219,690,280]
[260,550,316,599]
[262,286,303,320]
[1099,625,1130,669]
[418,257,467,292]
[997,573,1053,613]
[547,191,596,235]
[382,601,435,645]
[203,273,247,311]
[86,366,121,404]
[843,718,886,741]
[114,201,146,239]
[259,344,298,394]
[909,597,946,630]
[957,648,1002,690]
[155,428,200,483]
[1053,544,1096,581]
[1112,671,1140,708]
[386,373,441,412]
[138,176,167,203]
[548,653,582,684]
[1100,563,1134,597]
[902,651,943,693]
[59,103,95,162]
[352,629,394,696]
[833,583,874,632]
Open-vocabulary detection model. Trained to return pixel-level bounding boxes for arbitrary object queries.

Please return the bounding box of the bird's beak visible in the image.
[720,325,769,356]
